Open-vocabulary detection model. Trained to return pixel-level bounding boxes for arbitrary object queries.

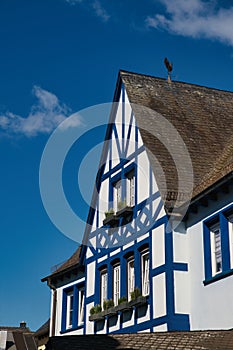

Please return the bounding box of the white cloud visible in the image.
[146,0,233,46]
[92,0,110,22]
[65,0,83,5]
[65,0,110,22]
[0,86,82,137]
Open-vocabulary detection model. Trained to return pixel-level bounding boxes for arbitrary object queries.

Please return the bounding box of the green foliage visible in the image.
[117,199,127,211]
[105,208,115,218]
[130,287,141,300]
[90,304,102,315]
[118,296,127,304]
[103,299,114,310]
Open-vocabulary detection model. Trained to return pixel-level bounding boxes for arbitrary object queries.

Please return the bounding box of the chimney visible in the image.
[20,321,27,329]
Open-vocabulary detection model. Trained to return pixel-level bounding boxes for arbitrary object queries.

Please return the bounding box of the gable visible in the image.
[85,82,166,251]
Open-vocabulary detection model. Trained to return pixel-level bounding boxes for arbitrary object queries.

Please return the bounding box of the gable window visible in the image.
[141,250,150,296]
[210,224,222,275]
[66,291,74,329]
[113,264,120,305]
[203,206,233,285]
[126,170,135,207]
[111,164,136,213]
[100,269,108,308]
[113,179,122,212]
[127,257,135,300]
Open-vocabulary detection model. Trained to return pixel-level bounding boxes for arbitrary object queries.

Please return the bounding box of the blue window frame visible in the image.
[203,205,233,285]
[61,283,85,333]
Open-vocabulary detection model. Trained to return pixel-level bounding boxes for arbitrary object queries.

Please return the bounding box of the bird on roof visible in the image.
[164,57,173,73]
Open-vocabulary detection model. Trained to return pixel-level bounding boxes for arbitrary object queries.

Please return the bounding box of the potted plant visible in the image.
[103,209,119,227]
[103,299,116,316]
[116,199,133,219]
[89,304,104,321]
[116,296,131,312]
[129,288,147,307]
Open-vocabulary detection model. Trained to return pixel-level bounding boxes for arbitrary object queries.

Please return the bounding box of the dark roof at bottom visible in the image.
[46,330,233,350]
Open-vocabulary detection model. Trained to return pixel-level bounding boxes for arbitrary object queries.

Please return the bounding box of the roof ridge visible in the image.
[119,69,233,94]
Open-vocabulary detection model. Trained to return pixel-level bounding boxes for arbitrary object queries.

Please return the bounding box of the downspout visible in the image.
[48,279,57,337]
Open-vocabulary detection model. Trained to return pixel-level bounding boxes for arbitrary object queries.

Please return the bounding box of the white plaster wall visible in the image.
[137,151,150,203]
[153,273,166,319]
[153,324,167,332]
[152,225,165,269]
[174,270,190,315]
[86,302,94,334]
[55,287,63,336]
[86,262,96,298]
[49,290,54,337]
[188,216,233,330]
[98,179,108,226]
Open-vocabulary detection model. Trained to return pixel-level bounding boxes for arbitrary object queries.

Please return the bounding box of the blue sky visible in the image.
[0,0,233,331]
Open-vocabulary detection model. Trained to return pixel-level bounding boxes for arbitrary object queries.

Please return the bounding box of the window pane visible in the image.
[113,265,120,305]
[127,259,134,300]
[78,289,84,325]
[210,225,222,276]
[101,271,108,308]
[142,252,150,296]
[66,292,74,328]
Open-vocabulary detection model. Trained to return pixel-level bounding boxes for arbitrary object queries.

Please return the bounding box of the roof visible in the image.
[42,245,82,282]
[34,319,49,338]
[0,324,37,350]
[119,70,233,209]
[45,330,233,350]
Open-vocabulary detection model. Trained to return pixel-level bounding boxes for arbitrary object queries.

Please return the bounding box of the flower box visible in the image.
[115,301,131,312]
[89,311,105,321]
[129,296,147,308]
[103,214,119,227]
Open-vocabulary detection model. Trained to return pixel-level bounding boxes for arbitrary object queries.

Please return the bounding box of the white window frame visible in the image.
[66,291,74,329]
[113,264,120,305]
[100,269,108,308]
[126,171,135,207]
[127,257,135,301]
[141,250,150,296]
[114,179,122,212]
[210,223,222,276]
[78,288,85,326]
[228,215,233,269]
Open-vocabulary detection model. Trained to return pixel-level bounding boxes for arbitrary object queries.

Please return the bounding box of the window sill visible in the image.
[60,324,84,334]
[89,296,147,322]
[203,269,233,285]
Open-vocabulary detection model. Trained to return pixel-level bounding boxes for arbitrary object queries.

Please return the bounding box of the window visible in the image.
[228,216,233,269]
[127,257,135,300]
[141,251,150,296]
[66,291,74,329]
[210,224,222,275]
[62,284,85,332]
[203,206,233,284]
[126,170,135,207]
[111,165,135,212]
[78,288,85,326]
[114,179,122,211]
[113,264,120,305]
[100,269,108,308]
